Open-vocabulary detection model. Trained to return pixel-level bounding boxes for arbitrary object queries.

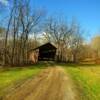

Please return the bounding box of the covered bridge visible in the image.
[29,43,57,63]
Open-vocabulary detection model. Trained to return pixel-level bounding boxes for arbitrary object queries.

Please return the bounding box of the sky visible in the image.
[0,0,100,41]
[0,0,8,5]
[32,0,100,41]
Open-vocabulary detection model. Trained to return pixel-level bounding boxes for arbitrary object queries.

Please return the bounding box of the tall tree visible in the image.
[68,21,83,62]
[43,17,71,62]
[3,0,44,66]
[91,36,100,60]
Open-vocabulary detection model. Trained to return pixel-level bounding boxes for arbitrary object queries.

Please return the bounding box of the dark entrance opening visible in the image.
[37,43,56,61]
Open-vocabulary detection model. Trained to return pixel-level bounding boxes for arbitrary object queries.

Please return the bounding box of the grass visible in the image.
[0,63,46,97]
[63,64,100,100]
[0,62,100,100]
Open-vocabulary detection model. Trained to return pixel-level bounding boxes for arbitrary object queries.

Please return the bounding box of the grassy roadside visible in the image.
[62,64,100,100]
[0,63,46,97]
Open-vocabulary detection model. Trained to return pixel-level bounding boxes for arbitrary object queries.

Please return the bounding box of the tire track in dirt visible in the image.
[3,66,81,100]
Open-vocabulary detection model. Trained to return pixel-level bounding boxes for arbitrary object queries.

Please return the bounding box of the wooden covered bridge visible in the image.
[29,43,57,63]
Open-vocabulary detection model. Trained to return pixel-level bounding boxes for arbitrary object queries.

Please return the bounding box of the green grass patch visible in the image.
[0,63,46,96]
[62,64,100,100]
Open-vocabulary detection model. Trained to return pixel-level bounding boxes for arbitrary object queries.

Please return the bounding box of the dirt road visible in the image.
[3,66,80,100]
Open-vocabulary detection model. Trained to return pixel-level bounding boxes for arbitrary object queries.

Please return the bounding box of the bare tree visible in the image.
[43,17,71,62]
[68,21,83,62]
[91,35,100,63]
[2,0,44,66]
[4,5,14,65]
[43,17,84,63]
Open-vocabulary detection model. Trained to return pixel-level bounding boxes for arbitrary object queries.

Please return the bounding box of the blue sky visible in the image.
[0,0,100,41]
[32,0,100,41]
